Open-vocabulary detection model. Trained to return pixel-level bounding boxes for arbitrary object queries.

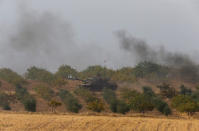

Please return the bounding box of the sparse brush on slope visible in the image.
[0,68,26,85]
[59,89,82,113]
[25,66,55,84]
[15,84,36,112]
[103,88,129,114]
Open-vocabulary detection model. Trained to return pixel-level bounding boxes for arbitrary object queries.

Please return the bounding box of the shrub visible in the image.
[129,94,154,113]
[111,67,136,83]
[23,95,36,112]
[103,89,129,114]
[180,85,192,96]
[48,100,62,112]
[163,105,172,116]
[87,100,104,112]
[25,66,55,84]
[74,88,97,103]
[103,88,117,112]
[55,65,78,79]
[15,84,28,101]
[79,65,114,79]
[116,100,130,114]
[3,104,11,110]
[53,77,67,86]
[15,84,36,112]
[153,97,171,116]
[157,83,177,98]
[0,92,11,110]
[171,95,199,116]
[121,88,140,103]
[133,62,168,78]
[142,86,155,97]
[0,68,25,85]
[59,89,82,113]
[34,84,54,101]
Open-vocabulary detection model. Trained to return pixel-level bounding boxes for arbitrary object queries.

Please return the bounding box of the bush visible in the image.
[129,94,154,113]
[3,104,11,110]
[74,88,97,103]
[163,105,172,116]
[103,88,129,114]
[87,100,104,112]
[111,67,136,83]
[15,84,28,101]
[48,100,62,112]
[0,68,25,85]
[142,86,155,97]
[53,77,67,86]
[157,83,177,98]
[34,84,54,101]
[59,89,82,113]
[121,88,140,103]
[103,88,117,112]
[116,100,130,114]
[0,92,11,110]
[25,66,55,84]
[133,62,168,79]
[171,95,199,116]
[15,84,36,112]
[23,95,36,112]
[55,65,78,79]
[79,65,114,79]
[153,97,171,116]
[180,85,192,96]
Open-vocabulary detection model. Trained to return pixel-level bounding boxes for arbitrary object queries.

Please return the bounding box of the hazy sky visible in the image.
[0,0,198,73]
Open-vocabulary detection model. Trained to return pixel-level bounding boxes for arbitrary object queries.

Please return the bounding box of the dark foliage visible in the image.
[179,85,192,96]
[83,75,117,91]
[129,94,154,113]
[157,83,177,98]
[59,89,82,113]
[15,84,36,112]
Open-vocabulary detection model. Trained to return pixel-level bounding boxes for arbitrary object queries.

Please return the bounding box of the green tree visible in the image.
[74,88,97,103]
[0,92,11,110]
[15,84,36,112]
[180,85,192,96]
[55,65,78,79]
[48,100,62,113]
[59,89,82,113]
[157,83,177,98]
[87,100,104,112]
[23,95,36,112]
[79,65,114,79]
[34,84,54,101]
[25,66,55,84]
[129,94,154,113]
[0,68,26,85]
[153,97,171,116]
[171,95,199,116]
[142,86,155,97]
[120,88,140,103]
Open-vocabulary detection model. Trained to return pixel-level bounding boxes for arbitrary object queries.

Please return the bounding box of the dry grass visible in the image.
[0,112,199,131]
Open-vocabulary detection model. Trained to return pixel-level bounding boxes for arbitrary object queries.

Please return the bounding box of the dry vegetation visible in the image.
[0,112,199,131]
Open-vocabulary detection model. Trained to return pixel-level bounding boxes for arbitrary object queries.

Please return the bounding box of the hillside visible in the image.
[1,63,199,118]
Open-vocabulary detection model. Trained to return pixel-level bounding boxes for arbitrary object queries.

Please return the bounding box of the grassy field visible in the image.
[0,113,199,131]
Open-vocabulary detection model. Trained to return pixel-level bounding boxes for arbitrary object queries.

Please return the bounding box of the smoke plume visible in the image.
[0,6,110,73]
[116,30,195,67]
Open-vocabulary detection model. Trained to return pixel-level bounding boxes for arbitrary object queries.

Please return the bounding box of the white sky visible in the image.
[0,0,199,72]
